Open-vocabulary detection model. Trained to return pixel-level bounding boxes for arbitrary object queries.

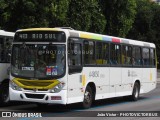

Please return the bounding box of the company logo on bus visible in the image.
[33,88,37,92]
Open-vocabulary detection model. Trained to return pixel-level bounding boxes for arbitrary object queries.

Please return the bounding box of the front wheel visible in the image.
[129,82,140,101]
[82,86,93,109]
[0,83,10,106]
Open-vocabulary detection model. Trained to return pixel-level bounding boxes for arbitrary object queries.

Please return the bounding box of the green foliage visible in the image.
[47,0,69,27]
[1,0,105,33]
[100,0,137,37]
[127,0,155,41]
[67,0,106,33]
[127,0,160,44]
[0,0,69,31]
[127,0,160,65]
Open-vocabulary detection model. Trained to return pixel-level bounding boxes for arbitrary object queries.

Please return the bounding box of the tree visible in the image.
[47,0,70,27]
[67,0,106,34]
[127,0,155,42]
[127,0,160,67]
[99,0,137,37]
[151,5,160,63]
[0,0,69,31]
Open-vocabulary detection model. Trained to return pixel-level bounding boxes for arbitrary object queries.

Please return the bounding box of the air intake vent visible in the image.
[25,93,45,99]
[19,81,52,87]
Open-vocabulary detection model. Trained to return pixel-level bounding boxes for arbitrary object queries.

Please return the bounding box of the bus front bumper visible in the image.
[9,87,67,105]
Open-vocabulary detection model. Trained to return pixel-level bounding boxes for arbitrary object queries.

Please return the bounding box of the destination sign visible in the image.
[14,31,66,42]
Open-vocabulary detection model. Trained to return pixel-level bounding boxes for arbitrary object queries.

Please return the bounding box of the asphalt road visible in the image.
[0,72,160,120]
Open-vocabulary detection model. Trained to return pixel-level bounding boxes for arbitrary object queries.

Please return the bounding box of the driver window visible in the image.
[68,41,82,66]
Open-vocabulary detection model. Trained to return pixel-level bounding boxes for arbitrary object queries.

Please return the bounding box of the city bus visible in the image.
[0,30,14,106]
[9,28,157,108]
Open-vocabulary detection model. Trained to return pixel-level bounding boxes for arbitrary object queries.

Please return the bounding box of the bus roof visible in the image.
[17,28,156,48]
[68,30,156,48]
[0,30,15,37]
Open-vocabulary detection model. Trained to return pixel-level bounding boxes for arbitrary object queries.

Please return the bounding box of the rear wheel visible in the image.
[82,86,93,109]
[129,82,140,101]
[0,83,10,106]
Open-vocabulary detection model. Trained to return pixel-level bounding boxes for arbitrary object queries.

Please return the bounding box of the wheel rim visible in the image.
[84,91,91,104]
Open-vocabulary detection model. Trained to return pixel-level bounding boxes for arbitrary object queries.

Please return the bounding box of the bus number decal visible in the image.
[89,71,99,78]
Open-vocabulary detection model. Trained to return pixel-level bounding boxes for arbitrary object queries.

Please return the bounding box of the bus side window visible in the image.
[5,38,12,63]
[0,37,5,62]
[68,42,82,66]
[110,44,121,65]
[132,47,142,66]
[103,43,109,65]
[142,48,150,66]
[96,42,103,65]
[0,37,12,63]
[95,42,109,65]
[83,41,96,65]
[150,48,156,67]
[122,45,132,65]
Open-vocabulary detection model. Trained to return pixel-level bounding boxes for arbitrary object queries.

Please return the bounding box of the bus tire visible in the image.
[82,86,93,109]
[0,83,10,106]
[130,82,140,101]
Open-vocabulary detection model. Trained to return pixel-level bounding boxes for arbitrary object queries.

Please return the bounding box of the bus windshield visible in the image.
[11,44,65,79]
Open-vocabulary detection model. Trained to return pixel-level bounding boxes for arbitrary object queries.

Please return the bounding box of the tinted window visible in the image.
[122,45,132,65]
[96,42,109,65]
[110,44,121,65]
[150,48,156,66]
[103,43,109,64]
[133,47,142,66]
[0,37,12,63]
[96,42,103,64]
[68,42,82,66]
[142,48,150,66]
[83,41,95,65]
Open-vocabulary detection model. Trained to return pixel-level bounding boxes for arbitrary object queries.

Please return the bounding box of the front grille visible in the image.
[19,81,52,87]
[25,93,45,99]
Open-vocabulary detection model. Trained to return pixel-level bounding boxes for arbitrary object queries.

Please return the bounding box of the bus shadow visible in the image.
[14,96,149,112]
[0,101,28,108]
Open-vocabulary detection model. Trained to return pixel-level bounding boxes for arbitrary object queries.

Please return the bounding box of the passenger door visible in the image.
[109,43,122,97]
[67,38,83,104]
[121,45,133,96]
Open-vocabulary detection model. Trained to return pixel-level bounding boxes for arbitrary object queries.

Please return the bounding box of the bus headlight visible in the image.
[49,82,65,93]
[9,80,22,91]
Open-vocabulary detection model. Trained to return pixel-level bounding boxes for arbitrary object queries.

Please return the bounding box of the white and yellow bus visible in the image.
[9,28,157,108]
[0,30,14,106]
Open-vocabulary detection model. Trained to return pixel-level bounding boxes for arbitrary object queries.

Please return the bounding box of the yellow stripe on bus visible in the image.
[150,72,153,81]
[19,28,60,32]
[82,75,86,87]
[80,33,92,39]
[12,78,60,89]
